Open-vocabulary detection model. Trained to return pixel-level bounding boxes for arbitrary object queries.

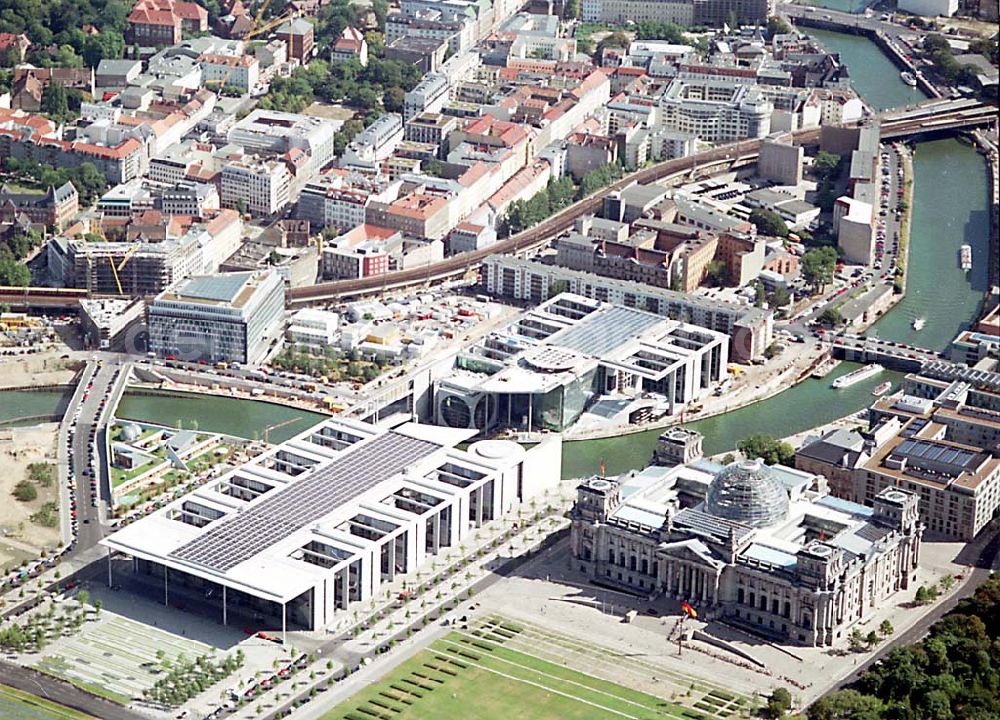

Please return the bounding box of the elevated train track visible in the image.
[0,101,994,310]
[288,101,996,305]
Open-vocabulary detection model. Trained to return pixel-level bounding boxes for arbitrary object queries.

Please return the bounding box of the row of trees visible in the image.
[144,650,245,707]
[813,150,843,213]
[499,164,623,238]
[498,176,576,237]
[808,576,1000,720]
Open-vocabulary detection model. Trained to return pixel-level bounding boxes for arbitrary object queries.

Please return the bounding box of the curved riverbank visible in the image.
[115,388,329,445]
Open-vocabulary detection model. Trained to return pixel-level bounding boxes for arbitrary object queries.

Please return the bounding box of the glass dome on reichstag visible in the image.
[705,459,790,528]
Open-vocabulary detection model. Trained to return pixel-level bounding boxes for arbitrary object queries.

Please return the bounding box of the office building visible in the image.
[797,368,1000,540]
[228,110,338,174]
[340,114,405,172]
[404,73,449,122]
[78,298,146,350]
[287,308,339,350]
[199,53,259,94]
[758,134,803,186]
[659,79,772,143]
[833,196,874,266]
[148,270,285,366]
[434,293,728,433]
[100,418,560,635]
[220,157,291,217]
[480,255,773,363]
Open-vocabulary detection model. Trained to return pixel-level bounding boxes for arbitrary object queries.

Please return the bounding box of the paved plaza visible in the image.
[19,579,290,719]
[33,615,215,704]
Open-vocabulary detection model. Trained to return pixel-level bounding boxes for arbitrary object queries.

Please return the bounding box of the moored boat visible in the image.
[871,381,892,396]
[832,364,884,388]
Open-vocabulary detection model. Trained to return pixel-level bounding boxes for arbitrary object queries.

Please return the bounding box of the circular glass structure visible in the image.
[440,395,472,428]
[705,459,789,528]
[120,423,143,443]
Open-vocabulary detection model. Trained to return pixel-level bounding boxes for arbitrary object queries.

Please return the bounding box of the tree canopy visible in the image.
[809,576,1000,720]
[0,0,129,67]
[749,208,789,238]
[801,246,838,291]
[735,434,795,466]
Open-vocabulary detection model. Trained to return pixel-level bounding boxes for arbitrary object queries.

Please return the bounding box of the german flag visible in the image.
[681,601,697,619]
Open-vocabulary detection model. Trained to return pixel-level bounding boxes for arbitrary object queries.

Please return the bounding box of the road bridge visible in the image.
[831,333,941,371]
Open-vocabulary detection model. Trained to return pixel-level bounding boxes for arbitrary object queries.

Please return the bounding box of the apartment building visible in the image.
[0,109,146,184]
[220,157,291,216]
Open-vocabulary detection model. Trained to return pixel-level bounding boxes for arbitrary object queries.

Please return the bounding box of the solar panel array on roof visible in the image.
[177,273,253,303]
[170,432,440,572]
[551,305,661,357]
[894,439,978,470]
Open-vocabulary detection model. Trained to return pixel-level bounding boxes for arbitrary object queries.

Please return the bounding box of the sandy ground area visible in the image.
[0,349,80,389]
[304,102,358,122]
[0,424,61,569]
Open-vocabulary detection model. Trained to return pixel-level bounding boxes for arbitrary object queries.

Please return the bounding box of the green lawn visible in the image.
[324,631,712,720]
[0,684,94,720]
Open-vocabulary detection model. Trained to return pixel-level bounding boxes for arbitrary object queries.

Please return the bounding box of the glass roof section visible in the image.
[550,305,660,357]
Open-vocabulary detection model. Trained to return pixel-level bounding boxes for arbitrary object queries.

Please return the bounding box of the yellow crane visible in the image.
[108,245,139,296]
[246,11,292,40]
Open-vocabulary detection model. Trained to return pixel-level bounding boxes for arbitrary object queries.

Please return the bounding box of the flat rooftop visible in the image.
[171,431,439,571]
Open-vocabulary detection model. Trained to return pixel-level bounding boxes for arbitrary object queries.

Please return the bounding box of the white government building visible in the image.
[434,293,729,434]
[101,418,561,639]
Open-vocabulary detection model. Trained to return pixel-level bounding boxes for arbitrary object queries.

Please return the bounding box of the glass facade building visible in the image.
[149,270,285,365]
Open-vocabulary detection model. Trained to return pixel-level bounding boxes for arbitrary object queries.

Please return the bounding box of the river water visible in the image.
[115,390,328,445]
[0,389,71,427]
[805,28,927,111]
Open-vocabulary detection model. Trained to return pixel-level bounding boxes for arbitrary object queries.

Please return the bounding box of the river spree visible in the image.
[561,362,904,479]
[116,390,327,444]
[805,28,927,111]
[872,139,991,351]
[0,389,71,427]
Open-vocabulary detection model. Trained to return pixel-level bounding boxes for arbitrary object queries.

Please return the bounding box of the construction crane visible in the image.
[108,245,139,296]
[245,11,292,40]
